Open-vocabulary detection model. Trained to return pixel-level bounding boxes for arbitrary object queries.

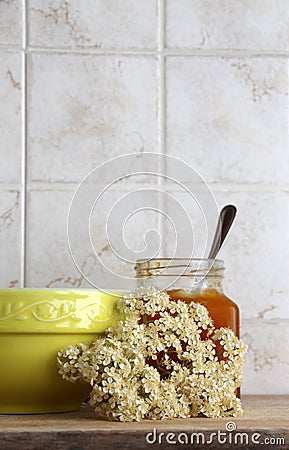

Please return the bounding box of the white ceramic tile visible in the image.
[26,189,92,288]
[166,0,289,50]
[160,187,219,260]
[160,189,289,321]
[0,0,23,47]
[26,188,161,289]
[28,0,157,49]
[166,56,289,184]
[0,189,21,288]
[216,191,289,321]
[0,52,22,183]
[241,320,289,395]
[27,53,158,183]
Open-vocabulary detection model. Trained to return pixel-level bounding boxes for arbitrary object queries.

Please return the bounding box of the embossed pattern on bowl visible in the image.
[0,289,124,413]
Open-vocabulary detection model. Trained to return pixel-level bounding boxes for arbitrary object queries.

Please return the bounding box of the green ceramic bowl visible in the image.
[0,289,124,414]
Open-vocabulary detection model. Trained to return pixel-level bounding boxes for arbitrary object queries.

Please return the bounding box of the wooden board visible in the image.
[0,396,288,450]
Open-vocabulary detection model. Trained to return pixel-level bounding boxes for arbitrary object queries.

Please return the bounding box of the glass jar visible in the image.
[135,258,239,337]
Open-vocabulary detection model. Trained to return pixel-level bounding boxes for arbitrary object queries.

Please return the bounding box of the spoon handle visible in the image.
[208,205,237,260]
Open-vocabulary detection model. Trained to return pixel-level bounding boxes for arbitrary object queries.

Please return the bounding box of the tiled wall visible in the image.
[0,1,288,394]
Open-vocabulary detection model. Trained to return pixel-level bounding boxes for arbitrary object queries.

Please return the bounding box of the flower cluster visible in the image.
[58,288,247,421]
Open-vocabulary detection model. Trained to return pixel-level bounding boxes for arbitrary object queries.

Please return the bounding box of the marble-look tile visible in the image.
[27,53,158,183]
[166,0,289,50]
[28,0,157,49]
[0,0,23,47]
[26,189,94,288]
[166,56,289,184]
[160,189,289,320]
[241,319,289,394]
[0,189,21,288]
[0,52,22,183]
[26,188,161,289]
[216,190,289,321]
[160,187,219,260]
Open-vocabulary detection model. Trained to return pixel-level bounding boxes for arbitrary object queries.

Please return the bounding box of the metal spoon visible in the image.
[208,204,237,260]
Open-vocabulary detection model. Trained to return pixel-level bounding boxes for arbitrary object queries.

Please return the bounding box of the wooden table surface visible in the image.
[0,396,288,450]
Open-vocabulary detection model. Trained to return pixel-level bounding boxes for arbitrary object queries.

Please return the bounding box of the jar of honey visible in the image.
[135,258,239,338]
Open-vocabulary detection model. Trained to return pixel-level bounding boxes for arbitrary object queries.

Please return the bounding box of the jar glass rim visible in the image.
[135,258,224,279]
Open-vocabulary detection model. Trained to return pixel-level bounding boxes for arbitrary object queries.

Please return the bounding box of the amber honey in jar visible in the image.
[135,258,239,338]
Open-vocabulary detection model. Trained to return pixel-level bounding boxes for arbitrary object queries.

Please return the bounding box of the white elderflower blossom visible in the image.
[58,287,247,421]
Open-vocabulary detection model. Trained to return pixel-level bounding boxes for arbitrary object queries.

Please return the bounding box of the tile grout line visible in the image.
[20,0,28,288]
[157,0,166,250]
[1,46,289,58]
[2,181,289,192]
